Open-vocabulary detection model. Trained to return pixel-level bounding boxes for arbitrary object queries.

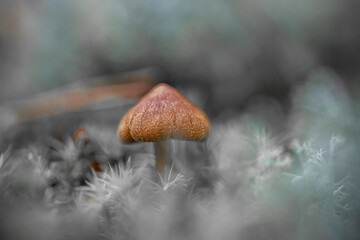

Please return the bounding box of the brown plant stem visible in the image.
[154,140,170,173]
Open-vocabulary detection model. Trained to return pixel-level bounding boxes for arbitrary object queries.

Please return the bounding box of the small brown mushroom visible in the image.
[117,83,210,172]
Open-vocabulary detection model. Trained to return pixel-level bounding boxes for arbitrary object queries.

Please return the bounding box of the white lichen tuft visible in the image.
[76,159,141,213]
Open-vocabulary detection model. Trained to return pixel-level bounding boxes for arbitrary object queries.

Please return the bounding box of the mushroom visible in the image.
[117,83,210,173]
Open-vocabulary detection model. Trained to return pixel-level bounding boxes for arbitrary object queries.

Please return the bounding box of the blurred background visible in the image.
[1,2,360,239]
[1,0,360,126]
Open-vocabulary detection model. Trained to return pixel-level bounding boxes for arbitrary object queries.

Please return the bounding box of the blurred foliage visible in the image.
[1,59,360,239]
[1,0,360,114]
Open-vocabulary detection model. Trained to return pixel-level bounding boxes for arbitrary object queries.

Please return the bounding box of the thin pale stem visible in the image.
[154,140,169,173]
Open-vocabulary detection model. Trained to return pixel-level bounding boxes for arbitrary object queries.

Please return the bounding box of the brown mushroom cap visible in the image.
[118,83,210,142]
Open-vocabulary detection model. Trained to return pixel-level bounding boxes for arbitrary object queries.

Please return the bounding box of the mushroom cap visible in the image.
[118,83,210,142]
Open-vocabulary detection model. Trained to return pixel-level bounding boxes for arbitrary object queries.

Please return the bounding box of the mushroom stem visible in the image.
[154,141,169,173]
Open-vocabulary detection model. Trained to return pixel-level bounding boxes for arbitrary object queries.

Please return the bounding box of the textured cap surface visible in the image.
[118,83,210,142]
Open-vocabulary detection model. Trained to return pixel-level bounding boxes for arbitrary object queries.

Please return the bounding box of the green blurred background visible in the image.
[1,0,360,113]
